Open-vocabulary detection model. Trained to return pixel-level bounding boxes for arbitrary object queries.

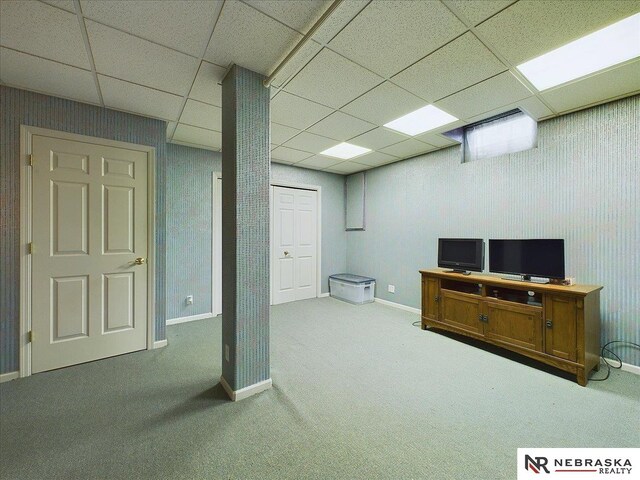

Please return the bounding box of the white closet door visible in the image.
[272,186,317,305]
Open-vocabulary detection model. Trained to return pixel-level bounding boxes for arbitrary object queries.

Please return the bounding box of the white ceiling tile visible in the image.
[311,0,370,44]
[167,122,177,140]
[271,146,314,163]
[0,48,99,104]
[443,0,516,26]
[341,82,426,125]
[284,48,383,109]
[307,111,376,141]
[465,96,554,125]
[204,1,302,75]
[0,1,90,69]
[435,72,532,120]
[271,158,295,166]
[324,161,367,174]
[180,99,222,131]
[87,20,199,95]
[414,132,460,148]
[424,119,468,135]
[329,0,466,78]
[380,139,437,159]
[269,40,323,88]
[283,132,336,154]
[173,124,222,150]
[347,126,409,150]
[541,59,640,114]
[392,32,506,102]
[296,164,325,171]
[476,0,640,65]
[99,75,183,121]
[42,1,76,13]
[352,151,398,167]
[295,155,342,169]
[271,91,333,129]
[271,123,301,145]
[517,97,555,120]
[189,61,227,107]
[243,0,331,33]
[80,1,220,56]
[170,139,219,152]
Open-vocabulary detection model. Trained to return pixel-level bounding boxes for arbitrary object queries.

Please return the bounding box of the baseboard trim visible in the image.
[220,376,272,401]
[153,339,168,349]
[318,292,330,298]
[621,362,640,376]
[374,297,421,315]
[166,312,213,326]
[604,358,640,376]
[0,371,19,383]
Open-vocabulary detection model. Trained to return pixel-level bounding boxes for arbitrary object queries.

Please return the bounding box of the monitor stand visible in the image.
[520,275,548,284]
[446,269,471,276]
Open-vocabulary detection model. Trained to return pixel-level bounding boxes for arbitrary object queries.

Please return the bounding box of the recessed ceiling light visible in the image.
[320,142,371,159]
[384,105,458,136]
[517,13,640,91]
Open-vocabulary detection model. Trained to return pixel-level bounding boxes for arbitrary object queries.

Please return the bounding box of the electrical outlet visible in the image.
[388,284,395,293]
[186,295,193,305]
[225,344,229,362]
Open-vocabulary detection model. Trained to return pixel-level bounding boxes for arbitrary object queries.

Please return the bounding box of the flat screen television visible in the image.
[437,238,484,273]
[489,239,565,281]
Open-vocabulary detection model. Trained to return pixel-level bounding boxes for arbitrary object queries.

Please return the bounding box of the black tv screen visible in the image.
[489,239,565,280]
[438,238,484,273]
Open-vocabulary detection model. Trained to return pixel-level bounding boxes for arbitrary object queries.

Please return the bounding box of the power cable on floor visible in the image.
[588,340,640,382]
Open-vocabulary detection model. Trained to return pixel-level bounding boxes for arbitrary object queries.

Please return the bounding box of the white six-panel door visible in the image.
[272,186,317,305]
[31,135,148,373]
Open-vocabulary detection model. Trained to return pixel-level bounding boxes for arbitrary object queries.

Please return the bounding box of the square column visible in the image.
[220,65,271,401]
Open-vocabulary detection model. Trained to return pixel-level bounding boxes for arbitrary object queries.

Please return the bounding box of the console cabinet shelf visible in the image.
[420,269,603,386]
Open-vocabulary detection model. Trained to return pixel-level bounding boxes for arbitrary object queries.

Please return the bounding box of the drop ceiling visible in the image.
[1,0,638,175]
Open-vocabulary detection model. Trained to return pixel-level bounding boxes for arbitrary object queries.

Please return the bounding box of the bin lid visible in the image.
[329,273,375,284]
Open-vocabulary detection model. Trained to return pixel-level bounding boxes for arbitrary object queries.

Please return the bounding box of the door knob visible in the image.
[134,257,146,265]
[284,251,289,256]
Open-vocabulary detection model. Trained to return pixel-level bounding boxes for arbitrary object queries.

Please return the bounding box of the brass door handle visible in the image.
[134,257,146,265]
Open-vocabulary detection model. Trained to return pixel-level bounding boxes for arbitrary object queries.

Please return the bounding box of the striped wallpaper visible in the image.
[3,84,636,374]
[166,144,221,320]
[347,95,640,367]
[0,86,168,374]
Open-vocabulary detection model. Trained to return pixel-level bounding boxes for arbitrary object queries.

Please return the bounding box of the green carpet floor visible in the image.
[1,297,638,479]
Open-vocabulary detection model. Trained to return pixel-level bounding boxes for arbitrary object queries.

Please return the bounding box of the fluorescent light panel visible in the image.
[320,142,371,159]
[517,13,640,91]
[384,105,458,136]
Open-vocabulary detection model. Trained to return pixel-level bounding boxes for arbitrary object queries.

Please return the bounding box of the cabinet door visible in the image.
[440,290,483,335]
[484,301,543,352]
[422,276,439,321]
[545,295,577,361]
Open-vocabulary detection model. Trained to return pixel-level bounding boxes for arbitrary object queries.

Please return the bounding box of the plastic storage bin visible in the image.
[329,274,376,305]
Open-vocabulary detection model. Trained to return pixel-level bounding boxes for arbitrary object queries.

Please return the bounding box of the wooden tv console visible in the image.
[420,269,603,386]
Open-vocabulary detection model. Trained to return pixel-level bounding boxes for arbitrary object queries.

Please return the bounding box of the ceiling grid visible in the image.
[1,0,638,173]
